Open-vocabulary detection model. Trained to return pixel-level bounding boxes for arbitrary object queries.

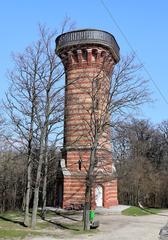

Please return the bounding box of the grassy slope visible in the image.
[122,206,161,216]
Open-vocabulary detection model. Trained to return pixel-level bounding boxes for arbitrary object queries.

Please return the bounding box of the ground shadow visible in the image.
[56,212,80,222]
[0,216,26,227]
[44,219,81,231]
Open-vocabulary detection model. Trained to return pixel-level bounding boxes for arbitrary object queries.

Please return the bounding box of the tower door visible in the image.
[56,181,63,208]
[95,185,103,207]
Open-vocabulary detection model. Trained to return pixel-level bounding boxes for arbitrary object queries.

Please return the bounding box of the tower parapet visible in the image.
[56,29,119,75]
[56,29,119,62]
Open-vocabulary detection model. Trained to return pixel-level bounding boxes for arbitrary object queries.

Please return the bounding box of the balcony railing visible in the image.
[56,29,120,62]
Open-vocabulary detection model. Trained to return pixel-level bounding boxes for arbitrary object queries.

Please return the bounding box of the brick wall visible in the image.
[58,45,118,208]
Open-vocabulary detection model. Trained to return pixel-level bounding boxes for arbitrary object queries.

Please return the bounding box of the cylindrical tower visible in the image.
[56,29,120,209]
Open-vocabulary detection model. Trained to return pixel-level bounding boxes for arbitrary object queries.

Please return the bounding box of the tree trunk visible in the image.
[84,185,91,230]
[24,109,34,227]
[31,132,44,229]
[83,130,98,231]
[41,148,48,220]
[24,158,32,226]
[41,92,49,220]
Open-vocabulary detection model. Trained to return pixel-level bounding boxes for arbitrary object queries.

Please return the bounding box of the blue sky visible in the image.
[0,0,168,124]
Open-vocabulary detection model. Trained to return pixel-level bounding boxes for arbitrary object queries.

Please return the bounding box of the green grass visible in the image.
[36,221,53,229]
[0,211,24,219]
[122,206,161,216]
[0,229,43,239]
[0,229,28,239]
[0,211,59,239]
[0,210,97,239]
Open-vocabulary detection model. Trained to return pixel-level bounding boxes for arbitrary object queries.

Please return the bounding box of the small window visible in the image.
[92,49,97,61]
[82,49,87,61]
[95,99,99,110]
[78,159,82,170]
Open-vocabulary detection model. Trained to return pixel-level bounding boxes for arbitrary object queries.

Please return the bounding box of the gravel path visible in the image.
[24,211,168,240]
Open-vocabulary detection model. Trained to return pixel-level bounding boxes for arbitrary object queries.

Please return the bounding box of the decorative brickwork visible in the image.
[55,29,119,209]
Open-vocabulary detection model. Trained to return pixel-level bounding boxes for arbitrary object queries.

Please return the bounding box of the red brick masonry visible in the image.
[56,30,119,209]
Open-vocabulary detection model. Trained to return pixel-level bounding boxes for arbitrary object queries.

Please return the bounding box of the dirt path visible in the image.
[24,212,168,240]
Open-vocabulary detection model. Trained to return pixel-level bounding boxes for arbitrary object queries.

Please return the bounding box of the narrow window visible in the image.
[78,159,82,170]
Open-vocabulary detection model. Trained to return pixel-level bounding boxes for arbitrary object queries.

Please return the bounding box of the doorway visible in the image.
[95,185,103,207]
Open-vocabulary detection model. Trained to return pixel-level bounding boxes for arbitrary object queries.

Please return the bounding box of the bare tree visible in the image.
[109,54,150,124]
[3,24,65,228]
[113,118,167,207]
[4,49,41,226]
[31,26,64,228]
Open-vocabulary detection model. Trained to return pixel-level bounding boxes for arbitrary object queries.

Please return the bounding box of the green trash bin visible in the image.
[89,210,95,223]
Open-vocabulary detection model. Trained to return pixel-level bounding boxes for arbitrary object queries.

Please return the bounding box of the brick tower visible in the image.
[55,29,120,209]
